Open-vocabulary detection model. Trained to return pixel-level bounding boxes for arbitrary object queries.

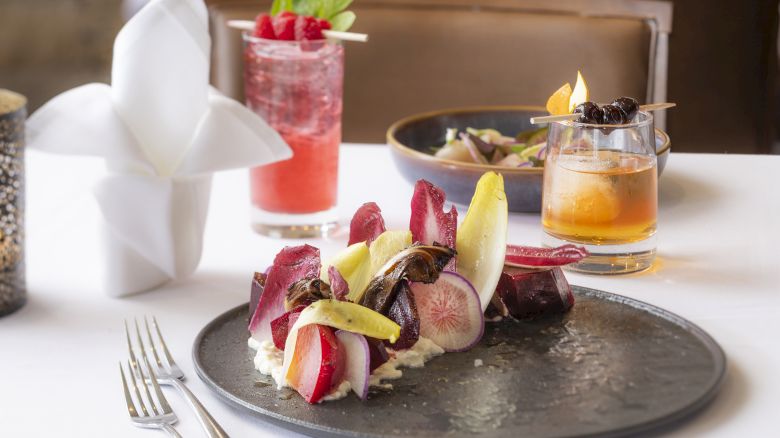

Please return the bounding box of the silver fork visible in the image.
[120,358,181,437]
[126,318,229,438]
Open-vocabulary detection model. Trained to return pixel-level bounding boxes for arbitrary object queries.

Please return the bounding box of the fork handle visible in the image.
[162,424,183,438]
[169,378,229,438]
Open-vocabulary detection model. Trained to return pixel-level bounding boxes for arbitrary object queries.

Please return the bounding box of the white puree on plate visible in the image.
[248,336,445,402]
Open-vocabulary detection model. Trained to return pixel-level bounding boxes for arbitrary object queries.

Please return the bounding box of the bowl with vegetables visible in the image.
[387,106,671,213]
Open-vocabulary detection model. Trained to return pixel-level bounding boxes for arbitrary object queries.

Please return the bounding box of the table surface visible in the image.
[1,144,778,437]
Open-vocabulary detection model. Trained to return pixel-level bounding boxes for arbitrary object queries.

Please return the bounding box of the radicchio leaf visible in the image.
[249,272,267,321]
[348,202,386,246]
[248,245,320,343]
[495,267,574,320]
[504,244,588,268]
[409,180,458,251]
[327,265,349,301]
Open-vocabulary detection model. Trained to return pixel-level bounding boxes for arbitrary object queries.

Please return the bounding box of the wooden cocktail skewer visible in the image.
[227,19,368,42]
[529,102,676,125]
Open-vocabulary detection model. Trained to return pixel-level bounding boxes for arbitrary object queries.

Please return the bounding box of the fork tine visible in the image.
[144,316,164,368]
[132,359,159,416]
[120,362,139,418]
[126,360,150,416]
[144,355,173,414]
[152,316,178,367]
[133,318,150,368]
[124,320,140,373]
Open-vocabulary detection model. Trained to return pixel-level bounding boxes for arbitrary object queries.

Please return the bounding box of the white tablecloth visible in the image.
[1,144,778,437]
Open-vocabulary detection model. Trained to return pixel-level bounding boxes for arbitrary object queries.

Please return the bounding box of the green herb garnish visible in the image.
[271,0,356,31]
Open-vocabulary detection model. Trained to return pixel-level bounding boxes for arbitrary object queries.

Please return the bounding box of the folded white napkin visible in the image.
[26,0,291,296]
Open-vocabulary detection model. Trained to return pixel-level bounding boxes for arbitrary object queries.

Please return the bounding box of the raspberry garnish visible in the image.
[253,13,276,39]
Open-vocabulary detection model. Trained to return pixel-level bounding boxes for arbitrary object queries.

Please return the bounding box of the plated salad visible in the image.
[247,173,586,404]
[433,127,548,168]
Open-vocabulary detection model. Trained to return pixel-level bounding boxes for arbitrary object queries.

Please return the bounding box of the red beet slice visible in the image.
[328,266,349,301]
[504,244,588,268]
[409,180,457,250]
[348,202,386,246]
[249,245,320,343]
[248,272,267,323]
[496,267,574,320]
[385,282,420,350]
[365,337,389,372]
[270,306,306,350]
[287,324,345,404]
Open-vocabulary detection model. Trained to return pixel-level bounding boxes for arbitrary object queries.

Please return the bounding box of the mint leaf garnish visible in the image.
[271,0,357,31]
[271,0,293,15]
[330,10,356,31]
[293,0,321,17]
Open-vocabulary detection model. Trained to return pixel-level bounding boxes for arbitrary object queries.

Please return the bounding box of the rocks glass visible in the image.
[0,90,26,316]
[243,35,344,238]
[542,112,658,274]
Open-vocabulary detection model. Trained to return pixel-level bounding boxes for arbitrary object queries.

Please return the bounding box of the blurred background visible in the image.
[1,0,778,154]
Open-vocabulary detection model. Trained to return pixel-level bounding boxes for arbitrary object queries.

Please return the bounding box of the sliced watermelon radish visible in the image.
[348,202,386,246]
[249,245,320,343]
[496,267,574,319]
[409,271,484,352]
[504,244,588,268]
[286,324,345,404]
[335,330,371,400]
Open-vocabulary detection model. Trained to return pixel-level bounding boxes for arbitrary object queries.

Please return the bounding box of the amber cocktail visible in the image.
[542,112,658,274]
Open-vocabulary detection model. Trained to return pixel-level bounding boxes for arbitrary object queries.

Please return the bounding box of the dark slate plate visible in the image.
[193,286,725,438]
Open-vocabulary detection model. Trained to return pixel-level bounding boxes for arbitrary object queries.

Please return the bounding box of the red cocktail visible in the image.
[244,35,343,237]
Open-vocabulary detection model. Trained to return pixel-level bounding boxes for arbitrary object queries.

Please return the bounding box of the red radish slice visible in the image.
[409,272,484,352]
[348,202,386,246]
[249,245,320,343]
[409,180,458,251]
[504,244,588,268]
[287,324,345,404]
[335,330,371,400]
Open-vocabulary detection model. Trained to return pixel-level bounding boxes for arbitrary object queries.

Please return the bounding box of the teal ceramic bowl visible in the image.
[388,106,671,213]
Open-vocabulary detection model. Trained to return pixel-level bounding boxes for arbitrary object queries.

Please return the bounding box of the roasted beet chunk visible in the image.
[496,267,574,320]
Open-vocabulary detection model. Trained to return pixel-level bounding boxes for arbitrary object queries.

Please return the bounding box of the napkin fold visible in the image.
[26,0,291,296]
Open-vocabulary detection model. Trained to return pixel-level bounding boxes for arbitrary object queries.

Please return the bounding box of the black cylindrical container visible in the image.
[0,89,26,317]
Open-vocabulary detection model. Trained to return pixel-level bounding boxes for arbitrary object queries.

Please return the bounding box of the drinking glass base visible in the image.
[543,233,656,275]
[251,206,338,239]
